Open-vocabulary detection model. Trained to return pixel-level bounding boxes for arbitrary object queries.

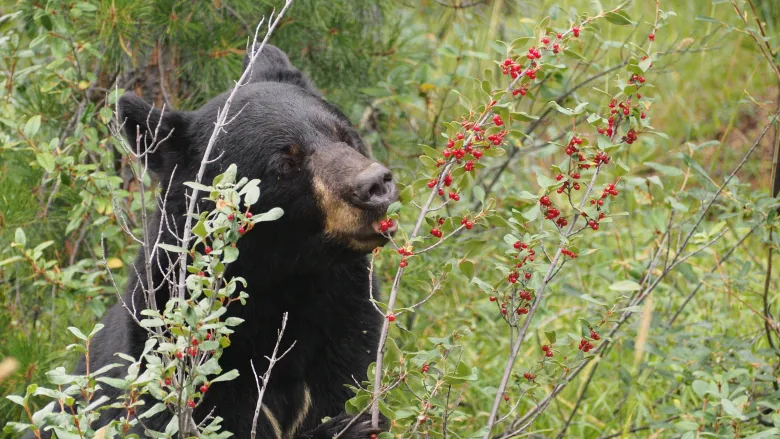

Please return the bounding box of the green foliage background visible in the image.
[1,0,779,437]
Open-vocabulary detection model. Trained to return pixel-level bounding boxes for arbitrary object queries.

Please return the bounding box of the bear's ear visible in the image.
[117,93,190,178]
[242,44,320,95]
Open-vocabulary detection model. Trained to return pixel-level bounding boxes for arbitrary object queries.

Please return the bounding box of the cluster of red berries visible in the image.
[622,129,639,144]
[448,191,461,201]
[399,258,408,268]
[431,217,445,238]
[578,338,595,352]
[501,57,525,79]
[598,114,618,138]
[523,372,536,381]
[628,74,646,85]
[460,217,474,229]
[507,271,532,284]
[556,180,580,194]
[515,248,535,269]
[526,47,543,60]
[421,363,430,373]
[601,183,618,199]
[487,130,507,146]
[518,290,532,301]
[397,247,413,257]
[512,87,527,96]
[541,344,553,357]
[565,136,583,156]
[561,248,577,258]
[493,114,504,126]
[516,306,529,315]
[379,218,394,233]
[593,151,610,165]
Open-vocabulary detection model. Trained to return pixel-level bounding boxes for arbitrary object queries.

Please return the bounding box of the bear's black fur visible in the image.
[28,45,397,438]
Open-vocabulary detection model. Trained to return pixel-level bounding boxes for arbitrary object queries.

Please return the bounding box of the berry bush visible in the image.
[2,0,780,438]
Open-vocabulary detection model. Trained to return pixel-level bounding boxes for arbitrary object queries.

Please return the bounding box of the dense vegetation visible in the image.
[1,0,779,437]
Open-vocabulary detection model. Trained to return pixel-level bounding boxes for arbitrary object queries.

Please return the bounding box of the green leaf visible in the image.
[192,220,208,238]
[399,185,413,204]
[743,429,780,439]
[563,49,586,60]
[638,56,652,72]
[386,201,402,216]
[509,36,533,50]
[244,185,260,205]
[36,152,55,173]
[140,318,164,328]
[5,395,24,406]
[14,228,26,247]
[67,327,87,341]
[675,421,699,432]
[510,111,539,122]
[644,162,683,177]
[211,369,240,383]
[158,243,187,253]
[610,280,641,291]
[223,246,239,264]
[459,260,474,279]
[545,330,556,344]
[23,115,41,138]
[605,11,633,26]
[253,207,284,223]
[473,186,485,204]
[720,398,745,419]
[580,294,606,306]
[183,181,213,192]
[692,380,709,397]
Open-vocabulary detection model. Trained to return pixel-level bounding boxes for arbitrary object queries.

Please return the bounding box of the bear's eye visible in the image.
[279,144,304,174]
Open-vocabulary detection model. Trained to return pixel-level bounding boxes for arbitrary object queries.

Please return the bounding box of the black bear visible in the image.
[28,45,396,438]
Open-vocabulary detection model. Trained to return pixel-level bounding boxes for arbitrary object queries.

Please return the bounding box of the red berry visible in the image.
[191,338,199,346]
[175,351,183,359]
[204,246,212,255]
[428,179,437,188]
[572,27,580,37]
[456,133,465,140]
[238,226,245,235]
[524,272,531,280]
[541,345,549,352]
[542,36,550,45]
[205,332,213,340]
[187,400,196,409]
[503,394,510,402]
[387,313,396,322]
[641,112,646,119]
[648,33,655,41]
[227,214,234,221]
[399,258,408,268]
[200,384,209,393]
[489,296,497,302]
[164,377,172,386]
[246,212,253,219]
[545,350,553,357]
[422,364,430,373]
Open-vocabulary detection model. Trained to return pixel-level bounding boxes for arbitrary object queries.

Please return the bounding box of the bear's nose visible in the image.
[349,163,397,211]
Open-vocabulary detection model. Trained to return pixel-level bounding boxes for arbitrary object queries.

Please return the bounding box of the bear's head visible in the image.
[117,45,398,257]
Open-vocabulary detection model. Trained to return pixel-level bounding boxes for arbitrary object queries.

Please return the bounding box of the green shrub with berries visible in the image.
[3,0,780,438]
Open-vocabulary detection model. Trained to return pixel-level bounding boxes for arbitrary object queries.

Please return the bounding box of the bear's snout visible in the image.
[348,162,397,212]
